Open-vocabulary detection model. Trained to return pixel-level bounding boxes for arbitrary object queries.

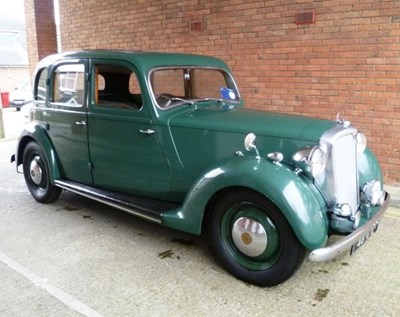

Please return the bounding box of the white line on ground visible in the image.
[0,252,104,317]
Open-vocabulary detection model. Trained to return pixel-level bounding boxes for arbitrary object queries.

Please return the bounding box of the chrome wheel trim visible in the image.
[29,156,43,186]
[232,217,268,257]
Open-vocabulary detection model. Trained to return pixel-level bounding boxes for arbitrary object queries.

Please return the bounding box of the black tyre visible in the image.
[22,142,61,203]
[209,189,306,287]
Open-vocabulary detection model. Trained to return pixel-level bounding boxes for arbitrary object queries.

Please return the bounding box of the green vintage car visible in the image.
[11,50,390,286]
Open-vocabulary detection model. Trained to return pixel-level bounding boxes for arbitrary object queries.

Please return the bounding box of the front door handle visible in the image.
[75,121,86,126]
[139,129,155,135]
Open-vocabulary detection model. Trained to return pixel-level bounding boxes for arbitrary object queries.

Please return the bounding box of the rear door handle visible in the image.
[139,129,155,135]
[75,121,86,126]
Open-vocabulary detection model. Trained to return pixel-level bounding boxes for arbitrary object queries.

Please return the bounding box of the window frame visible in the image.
[148,66,241,110]
[34,67,49,107]
[90,59,144,113]
[48,59,88,109]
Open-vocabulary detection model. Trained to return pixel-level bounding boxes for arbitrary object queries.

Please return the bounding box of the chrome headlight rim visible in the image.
[363,180,384,206]
[308,145,328,177]
[292,145,328,178]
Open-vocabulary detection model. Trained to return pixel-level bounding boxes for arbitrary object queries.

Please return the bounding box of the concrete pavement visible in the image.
[385,185,400,208]
[1,108,399,317]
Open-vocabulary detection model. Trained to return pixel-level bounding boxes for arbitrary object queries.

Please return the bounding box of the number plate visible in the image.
[350,222,379,256]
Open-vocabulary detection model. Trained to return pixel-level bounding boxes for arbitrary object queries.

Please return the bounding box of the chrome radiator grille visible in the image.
[331,134,358,211]
[315,124,359,214]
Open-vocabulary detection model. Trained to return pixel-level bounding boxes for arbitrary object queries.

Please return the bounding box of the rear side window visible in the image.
[94,64,142,110]
[52,64,85,107]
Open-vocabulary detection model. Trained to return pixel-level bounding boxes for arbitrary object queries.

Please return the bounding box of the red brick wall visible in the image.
[25,0,57,75]
[24,0,39,75]
[58,0,400,183]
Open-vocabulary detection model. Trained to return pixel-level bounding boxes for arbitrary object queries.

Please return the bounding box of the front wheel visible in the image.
[209,189,306,287]
[22,142,61,203]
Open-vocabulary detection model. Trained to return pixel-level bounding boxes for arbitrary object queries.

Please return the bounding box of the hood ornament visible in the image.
[336,112,351,127]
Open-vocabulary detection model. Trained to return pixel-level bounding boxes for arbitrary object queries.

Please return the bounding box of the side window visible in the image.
[94,64,142,110]
[152,69,185,98]
[150,68,239,109]
[52,64,85,107]
[35,68,48,107]
[192,69,227,99]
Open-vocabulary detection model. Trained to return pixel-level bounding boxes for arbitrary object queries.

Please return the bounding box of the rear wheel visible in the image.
[209,189,306,287]
[22,142,61,203]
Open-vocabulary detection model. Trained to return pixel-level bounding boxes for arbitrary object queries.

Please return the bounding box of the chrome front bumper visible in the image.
[309,192,391,262]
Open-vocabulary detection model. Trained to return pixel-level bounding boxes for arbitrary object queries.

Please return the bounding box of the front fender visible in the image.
[358,147,383,186]
[163,156,329,250]
[14,123,61,183]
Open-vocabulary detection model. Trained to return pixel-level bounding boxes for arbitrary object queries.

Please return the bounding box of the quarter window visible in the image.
[35,68,48,107]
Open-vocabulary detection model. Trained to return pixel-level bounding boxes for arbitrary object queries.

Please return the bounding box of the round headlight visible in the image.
[363,180,384,206]
[356,132,367,154]
[309,146,327,177]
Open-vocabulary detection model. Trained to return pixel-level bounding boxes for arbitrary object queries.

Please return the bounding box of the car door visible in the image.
[35,60,92,184]
[87,59,170,198]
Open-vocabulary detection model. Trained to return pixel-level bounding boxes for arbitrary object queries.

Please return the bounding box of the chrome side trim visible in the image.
[309,192,390,262]
[54,180,162,224]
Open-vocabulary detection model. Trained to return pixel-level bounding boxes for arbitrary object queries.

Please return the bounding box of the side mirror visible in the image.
[244,133,257,151]
[244,133,260,160]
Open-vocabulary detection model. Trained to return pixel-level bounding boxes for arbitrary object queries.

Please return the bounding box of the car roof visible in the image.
[35,50,230,74]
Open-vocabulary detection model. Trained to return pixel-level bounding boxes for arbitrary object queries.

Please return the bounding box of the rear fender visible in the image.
[15,123,61,183]
[163,156,328,250]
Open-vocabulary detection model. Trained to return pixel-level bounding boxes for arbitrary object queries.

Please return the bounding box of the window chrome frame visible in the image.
[147,66,241,111]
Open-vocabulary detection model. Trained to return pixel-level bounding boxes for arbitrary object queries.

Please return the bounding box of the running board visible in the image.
[54,180,179,224]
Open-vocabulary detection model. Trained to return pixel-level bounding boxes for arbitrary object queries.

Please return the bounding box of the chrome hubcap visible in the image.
[232,217,268,257]
[29,156,43,185]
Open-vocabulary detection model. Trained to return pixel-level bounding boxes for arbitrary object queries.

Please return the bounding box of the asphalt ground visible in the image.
[0,108,399,316]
